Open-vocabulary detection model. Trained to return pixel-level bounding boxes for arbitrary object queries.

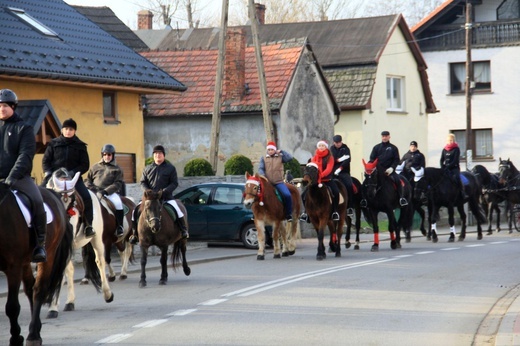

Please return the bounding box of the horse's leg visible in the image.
[387,211,399,250]
[47,278,63,318]
[5,268,25,346]
[280,222,292,258]
[429,204,439,243]
[139,245,148,288]
[92,239,114,303]
[105,244,116,282]
[62,260,76,312]
[344,216,352,249]
[255,219,267,260]
[354,207,361,250]
[159,246,168,285]
[370,210,379,252]
[455,204,467,241]
[27,263,45,346]
[328,222,337,253]
[180,241,191,276]
[272,221,283,259]
[494,203,502,233]
[335,219,343,257]
[417,205,427,236]
[316,225,327,260]
[285,219,298,256]
[119,242,132,280]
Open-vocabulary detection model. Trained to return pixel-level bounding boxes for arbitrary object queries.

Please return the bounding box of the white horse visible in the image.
[47,171,114,318]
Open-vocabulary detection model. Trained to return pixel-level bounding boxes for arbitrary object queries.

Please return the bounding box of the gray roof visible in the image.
[135,28,172,50]
[0,0,186,93]
[323,65,377,110]
[17,99,61,153]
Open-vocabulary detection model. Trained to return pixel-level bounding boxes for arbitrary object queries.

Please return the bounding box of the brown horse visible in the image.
[98,195,136,281]
[243,172,301,260]
[138,189,191,288]
[301,163,348,260]
[0,183,73,346]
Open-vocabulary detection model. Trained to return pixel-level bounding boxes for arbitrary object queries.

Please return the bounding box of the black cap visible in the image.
[62,118,77,130]
[381,131,390,136]
[153,145,165,155]
[410,141,418,147]
[333,135,342,142]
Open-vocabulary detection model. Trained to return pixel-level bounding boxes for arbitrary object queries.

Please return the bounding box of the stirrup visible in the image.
[299,213,308,222]
[32,246,47,263]
[129,235,139,245]
[331,212,340,221]
[286,215,293,222]
[347,208,354,217]
[115,225,124,237]
[399,198,408,206]
[84,225,95,238]
[360,199,367,208]
[181,230,189,239]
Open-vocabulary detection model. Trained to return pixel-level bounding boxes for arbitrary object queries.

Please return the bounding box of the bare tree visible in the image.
[363,0,444,27]
[145,0,204,28]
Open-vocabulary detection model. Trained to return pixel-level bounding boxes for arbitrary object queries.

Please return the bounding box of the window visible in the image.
[9,7,59,38]
[103,92,118,123]
[451,129,493,159]
[386,76,405,111]
[213,187,243,204]
[450,61,491,94]
[498,0,520,20]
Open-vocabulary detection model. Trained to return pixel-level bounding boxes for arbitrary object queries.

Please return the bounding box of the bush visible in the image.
[184,158,214,176]
[284,158,302,179]
[224,154,253,175]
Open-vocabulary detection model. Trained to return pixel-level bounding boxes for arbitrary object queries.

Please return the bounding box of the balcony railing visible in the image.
[417,19,520,51]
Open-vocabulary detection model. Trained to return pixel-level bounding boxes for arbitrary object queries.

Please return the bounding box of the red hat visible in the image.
[317,140,328,149]
[266,141,277,150]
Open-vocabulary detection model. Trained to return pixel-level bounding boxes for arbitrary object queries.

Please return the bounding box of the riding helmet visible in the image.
[0,89,18,110]
[101,144,116,159]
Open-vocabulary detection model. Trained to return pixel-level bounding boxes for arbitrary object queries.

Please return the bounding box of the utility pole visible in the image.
[248,0,274,141]
[465,0,473,171]
[209,0,229,173]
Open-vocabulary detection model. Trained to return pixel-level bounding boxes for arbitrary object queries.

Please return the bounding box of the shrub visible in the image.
[184,158,214,176]
[224,154,253,175]
[284,158,302,179]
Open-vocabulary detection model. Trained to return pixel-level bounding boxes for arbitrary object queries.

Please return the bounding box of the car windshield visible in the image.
[213,187,243,204]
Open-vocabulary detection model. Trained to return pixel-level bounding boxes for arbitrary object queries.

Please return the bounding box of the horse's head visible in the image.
[141,189,162,233]
[411,167,429,204]
[50,169,81,203]
[498,158,516,185]
[471,164,490,187]
[243,172,263,209]
[302,162,319,187]
[362,158,379,199]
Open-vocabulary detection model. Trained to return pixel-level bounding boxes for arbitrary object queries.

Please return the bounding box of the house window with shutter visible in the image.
[450,61,491,94]
[451,129,493,159]
[103,91,119,124]
[386,76,405,112]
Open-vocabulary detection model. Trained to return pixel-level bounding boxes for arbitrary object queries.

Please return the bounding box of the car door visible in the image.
[205,185,249,240]
[175,186,212,239]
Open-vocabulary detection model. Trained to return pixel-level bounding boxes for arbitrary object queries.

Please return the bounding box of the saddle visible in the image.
[12,190,53,227]
[100,195,130,215]
[162,201,178,222]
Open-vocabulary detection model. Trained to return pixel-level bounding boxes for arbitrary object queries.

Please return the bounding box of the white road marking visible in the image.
[490,241,508,244]
[166,309,197,316]
[465,244,486,247]
[415,251,435,255]
[440,247,460,251]
[198,298,228,306]
[133,319,168,328]
[96,334,132,344]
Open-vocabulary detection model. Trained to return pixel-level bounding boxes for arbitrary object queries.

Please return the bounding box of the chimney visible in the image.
[138,10,153,30]
[224,28,246,101]
[255,3,266,25]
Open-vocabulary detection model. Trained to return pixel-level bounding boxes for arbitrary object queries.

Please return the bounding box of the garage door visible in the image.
[116,153,136,183]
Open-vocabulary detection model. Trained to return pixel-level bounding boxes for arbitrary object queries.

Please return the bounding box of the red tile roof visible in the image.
[140,41,304,117]
[411,0,456,33]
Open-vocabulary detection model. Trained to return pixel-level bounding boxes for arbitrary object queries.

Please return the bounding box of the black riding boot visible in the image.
[83,198,95,238]
[129,207,140,245]
[396,176,408,206]
[115,209,124,237]
[32,211,47,263]
[176,216,189,239]
[331,194,340,221]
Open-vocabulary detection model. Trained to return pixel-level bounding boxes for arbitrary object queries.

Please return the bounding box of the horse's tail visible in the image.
[399,203,414,230]
[43,220,74,304]
[170,240,184,271]
[83,242,102,292]
[468,191,488,224]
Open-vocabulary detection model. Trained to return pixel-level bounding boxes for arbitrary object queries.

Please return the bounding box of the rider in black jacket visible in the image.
[330,134,354,216]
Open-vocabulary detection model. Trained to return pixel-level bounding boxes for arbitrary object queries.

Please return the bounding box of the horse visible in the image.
[301,163,348,260]
[361,158,414,252]
[342,176,363,250]
[412,167,487,242]
[472,164,508,234]
[0,183,73,346]
[137,189,191,288]
[243,172,301,260]
[46,170,114,318]
[397,162,428,238]
[498,158,520,231]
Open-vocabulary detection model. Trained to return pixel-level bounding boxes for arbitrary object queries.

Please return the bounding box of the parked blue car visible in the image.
[174,183,272,249]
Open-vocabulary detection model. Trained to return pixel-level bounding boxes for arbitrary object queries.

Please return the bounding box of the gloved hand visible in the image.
[334,168,342,176]
[385,167,393,175]
[5,177,16,187]
[96,190,106,200]
[338,155,350,163]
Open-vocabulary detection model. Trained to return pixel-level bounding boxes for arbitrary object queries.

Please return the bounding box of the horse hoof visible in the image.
[335,252,341,258]
[80,278,89,285]
[354,245,360,250]
[486,231,493,235]
[345,242,351,249]
[274,254,281,259]
[371,244,379,252]
[139,281,147,288]
[316,255,325,261]
[282,252,289,257]
[390,241,397,250]
[184,267,191,276]
[427,236,432,241]
[46,310,58,319]
[64,303,75,311]
[257,255,265,260]
[477,234,483,240]
[25,338,41,346]
[159,279,167,285]
[106,293,114,303]
[119,275,127,280]
[421,230,427,236]
[432,237,438,243]
[448,237,455,243]
[458,236,465,241]
[288,250,295,256]
[108,276,116,282]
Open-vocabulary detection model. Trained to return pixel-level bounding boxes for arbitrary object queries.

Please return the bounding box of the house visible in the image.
[136,8,437,178]
[0,0,186,183]
[140,30,340,174]
[412,0,518,172]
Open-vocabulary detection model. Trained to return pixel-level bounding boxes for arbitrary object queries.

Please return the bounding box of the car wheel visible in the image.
[241,224,258,249]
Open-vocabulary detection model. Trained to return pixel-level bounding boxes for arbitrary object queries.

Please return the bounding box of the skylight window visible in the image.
[9,7,58,37]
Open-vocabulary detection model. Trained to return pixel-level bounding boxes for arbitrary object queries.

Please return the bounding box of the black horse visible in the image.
[412,167,486,242]
[472,164,508,234]
[498,158,520,231]
[361,159,414,252]
[343,176,363,250]
[397,163,428,238]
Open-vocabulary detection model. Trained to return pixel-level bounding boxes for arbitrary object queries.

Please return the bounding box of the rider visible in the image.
[258,141,293,222]
[0,89,47,262]
[129,145,188,244]
[361,130,407,208]
[330,134,354,217]
[85,144,125,237]
[441,133,466,200]
[299,140,340,222]
[399,140,426,181]
[42,118,95,238]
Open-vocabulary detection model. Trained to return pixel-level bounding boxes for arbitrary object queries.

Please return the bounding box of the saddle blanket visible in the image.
[14,190,53,227]
[460,174,469,186]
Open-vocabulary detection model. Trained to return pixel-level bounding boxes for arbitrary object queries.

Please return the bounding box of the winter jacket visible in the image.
[330,143,351,174]
[258,150,293,184]
[369,141,400,170]
[42,135,89,176]
[85,159,124,195]
[140,161,178,200]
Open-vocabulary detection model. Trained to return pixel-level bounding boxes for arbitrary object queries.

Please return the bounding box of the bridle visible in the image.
[144,199,163,234]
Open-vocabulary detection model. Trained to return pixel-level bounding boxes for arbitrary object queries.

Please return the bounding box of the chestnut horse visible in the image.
[362,158,414,252]
[137,189,191,288]
[243,172,301,260]
[0,183,73,346]
[301,163,348,260]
